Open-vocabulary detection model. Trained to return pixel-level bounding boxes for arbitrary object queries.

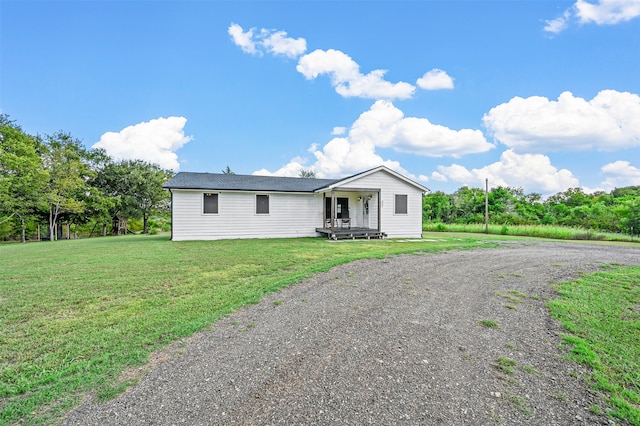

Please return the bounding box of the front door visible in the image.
[362,199,370,227]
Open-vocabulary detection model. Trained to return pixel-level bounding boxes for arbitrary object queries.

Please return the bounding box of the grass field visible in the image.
[423,222,639,243]
[1,233,638,425]
[549,265,640,425]
[0,233,491,425]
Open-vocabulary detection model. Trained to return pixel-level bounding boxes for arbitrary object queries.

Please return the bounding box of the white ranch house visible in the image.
[164,166,429,241]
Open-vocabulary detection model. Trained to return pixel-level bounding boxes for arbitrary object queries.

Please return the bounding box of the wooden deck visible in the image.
[315,226,387,240]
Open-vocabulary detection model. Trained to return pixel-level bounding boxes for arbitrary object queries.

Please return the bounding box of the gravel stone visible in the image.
[63,241,640,425]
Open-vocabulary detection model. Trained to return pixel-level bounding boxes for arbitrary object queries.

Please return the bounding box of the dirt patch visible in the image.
[63,241,639,425]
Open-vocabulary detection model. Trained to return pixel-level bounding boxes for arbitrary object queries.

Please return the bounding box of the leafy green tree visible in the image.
[488,187,512,215]
[41,132,93,241]
[94,158,127,232]
[0,115,48,242]
[516,192,544,223]
[422,191,453,222]
[222,165,235,175]
[86,151,125,235]
[616,198,640,236]
[549,202,572,226]
[612,186,640,198]
[299,168,317,178]
[82,149,118,235]
[547,187,592,208]
[124,161,173,233]
[451,186,485,222]
[423,182,639,234]
[92,159,172,234]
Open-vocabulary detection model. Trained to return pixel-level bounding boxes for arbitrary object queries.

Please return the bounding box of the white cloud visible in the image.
[351,100,493,158]
[255,101,492,179]
[475,150,579,193]
[576,0,640,24]
[430,171,449,182]
[416,69,454,90]
[228,23,258,55]
[434,150,579,195]
[309,136,409,178]
[260,29,307,58]
[434,164,475,183]
[544,0,640,32]
[296,49,415,100]
[332,126,346,135]
[253,142,409,179]
[228,23,306,58]
[544,10,572,33]
[483,90,640,152]
[252,157,309,177]
[92,117,192,170]
[418,174,430,182]
[600,160,640,189]
[230,24,418,100]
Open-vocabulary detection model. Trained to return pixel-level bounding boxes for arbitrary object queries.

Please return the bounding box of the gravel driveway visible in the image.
[63,241,640,425]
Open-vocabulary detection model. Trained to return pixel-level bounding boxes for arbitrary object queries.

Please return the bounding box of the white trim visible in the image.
[172,188,316,196]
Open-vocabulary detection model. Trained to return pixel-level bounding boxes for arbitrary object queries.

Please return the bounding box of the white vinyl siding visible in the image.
[171,190,324,241]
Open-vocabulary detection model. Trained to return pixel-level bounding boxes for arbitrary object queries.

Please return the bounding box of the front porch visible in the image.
[315,226,387,240]
[317,187,383,240]
[316,187,386,240]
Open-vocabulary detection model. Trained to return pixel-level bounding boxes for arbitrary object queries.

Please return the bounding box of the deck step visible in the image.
[315,227,386,240]
[330,231,386,240]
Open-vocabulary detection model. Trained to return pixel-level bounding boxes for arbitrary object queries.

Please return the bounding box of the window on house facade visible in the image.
[203,193,218,214]
[256,194,269,214]
[325,197,349,219]
[395,194,408,214]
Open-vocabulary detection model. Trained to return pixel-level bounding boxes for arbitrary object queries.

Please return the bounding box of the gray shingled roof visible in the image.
[163,172,339,192]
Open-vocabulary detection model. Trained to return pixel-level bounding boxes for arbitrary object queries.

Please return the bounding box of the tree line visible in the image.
[423,184,640,235]
[5,113,638,241]
[0,115,173,242]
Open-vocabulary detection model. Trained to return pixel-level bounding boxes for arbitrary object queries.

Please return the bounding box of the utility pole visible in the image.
[485,178,489,234]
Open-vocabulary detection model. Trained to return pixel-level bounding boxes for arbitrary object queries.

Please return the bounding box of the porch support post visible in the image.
[322,193,326,227]
[331,190,336,232]
[377,190,381,231]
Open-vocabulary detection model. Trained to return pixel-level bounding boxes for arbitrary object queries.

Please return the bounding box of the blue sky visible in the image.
[2,0,639,196]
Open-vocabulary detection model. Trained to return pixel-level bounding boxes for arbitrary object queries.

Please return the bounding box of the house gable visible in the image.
[320,166,429,194]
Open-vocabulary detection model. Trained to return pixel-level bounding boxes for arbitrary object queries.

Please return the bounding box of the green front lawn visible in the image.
[549,265,640,425]
[2,233,638,425]
[0,234,488,424]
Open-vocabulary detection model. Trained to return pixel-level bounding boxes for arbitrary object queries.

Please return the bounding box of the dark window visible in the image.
[325,197,349,218]
[337,198,349,218]
[203,193,218,214]
[256,194,269,214]
[395,194,408,214]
